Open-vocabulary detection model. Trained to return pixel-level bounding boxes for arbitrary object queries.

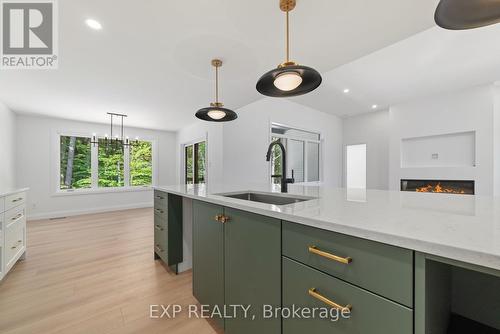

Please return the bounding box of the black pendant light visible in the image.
[435,0,500,30]
[256,0,322,97]
[195,59,237,122]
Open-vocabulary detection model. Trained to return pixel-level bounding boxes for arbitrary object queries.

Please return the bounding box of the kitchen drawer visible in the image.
[283,221,413,307]
[5,205,26,228]
[154,213,167,232]
[154,227,168,262]
[153,206,167,220]
[282,257,413,334]
[5,218,25,271]
[154,191,168,210]
[5,192,26,211]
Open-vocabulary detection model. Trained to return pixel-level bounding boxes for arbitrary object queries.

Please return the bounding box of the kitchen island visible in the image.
[153,184,500,334]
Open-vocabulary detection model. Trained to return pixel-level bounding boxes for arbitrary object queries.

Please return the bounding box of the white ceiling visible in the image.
[0,0,438,131]
[293,23,500,117]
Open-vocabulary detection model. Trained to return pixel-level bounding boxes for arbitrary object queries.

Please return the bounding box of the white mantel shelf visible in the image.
[154,183,500,272]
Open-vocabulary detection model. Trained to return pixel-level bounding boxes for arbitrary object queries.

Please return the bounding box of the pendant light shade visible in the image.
[435,0,500,30]
[256,0,322,97]
[195,59,237,122]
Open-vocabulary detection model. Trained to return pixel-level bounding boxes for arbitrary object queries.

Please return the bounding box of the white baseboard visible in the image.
[27,202,153,220]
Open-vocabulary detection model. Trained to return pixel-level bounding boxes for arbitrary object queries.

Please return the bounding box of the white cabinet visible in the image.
[0,189,28,281]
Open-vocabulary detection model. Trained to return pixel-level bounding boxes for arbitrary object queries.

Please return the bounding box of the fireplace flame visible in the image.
[415,182,465,194]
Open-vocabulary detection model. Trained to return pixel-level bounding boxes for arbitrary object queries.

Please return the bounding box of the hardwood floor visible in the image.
[0,208,217,334]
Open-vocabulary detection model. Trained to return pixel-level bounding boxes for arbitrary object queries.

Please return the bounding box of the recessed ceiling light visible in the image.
[85,19,102,30]
[343,89,350,93]
[372,104,378,109]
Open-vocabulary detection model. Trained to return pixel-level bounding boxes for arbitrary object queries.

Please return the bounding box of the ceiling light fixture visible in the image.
[343,89,350,93]
[256,0,322,97]
[434,0,500,30]
[85,19,102,30]
[372,105,378,109]
[195,59,237,122]
[91,113,139,150]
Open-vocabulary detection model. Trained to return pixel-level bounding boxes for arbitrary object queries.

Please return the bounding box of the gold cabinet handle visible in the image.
[11,213,23,221]
[154,224,164,231]
[308,246,352,264]
[12,197,23,203]
[155,195,165,200]
[18,240,23,243]
[155,245,164,253]
[308,288,352,311]
[155,208,164,214]
[214,215,230,223]
[11,245,17,250]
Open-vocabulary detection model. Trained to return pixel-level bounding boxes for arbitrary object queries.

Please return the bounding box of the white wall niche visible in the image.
[401,131,476,168]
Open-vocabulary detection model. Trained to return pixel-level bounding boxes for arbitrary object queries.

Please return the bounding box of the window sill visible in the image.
[53,186,153,197]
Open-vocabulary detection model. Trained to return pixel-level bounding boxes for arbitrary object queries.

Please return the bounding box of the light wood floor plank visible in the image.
[0,208,217,334]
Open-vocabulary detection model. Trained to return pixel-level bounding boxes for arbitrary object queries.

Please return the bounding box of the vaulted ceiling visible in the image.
[0,0,440,130]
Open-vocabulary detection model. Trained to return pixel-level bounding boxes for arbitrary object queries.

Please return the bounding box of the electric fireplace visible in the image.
[401,179,475,195]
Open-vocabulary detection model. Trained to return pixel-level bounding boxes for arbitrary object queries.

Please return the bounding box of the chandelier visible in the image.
[91,112,139,149]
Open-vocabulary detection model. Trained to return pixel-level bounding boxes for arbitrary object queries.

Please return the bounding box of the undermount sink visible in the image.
[217,192,316,206]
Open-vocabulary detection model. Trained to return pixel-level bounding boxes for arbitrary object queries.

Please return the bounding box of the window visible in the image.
[98,139,124,188]
[184,141,206,185]
[270,124,321,184]
[346,144,367,189]
[130,141,153,186]
[60,136,92,189]
[58,135,155,192]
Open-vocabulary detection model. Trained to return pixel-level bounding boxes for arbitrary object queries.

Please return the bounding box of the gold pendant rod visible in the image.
[286,11,290,63]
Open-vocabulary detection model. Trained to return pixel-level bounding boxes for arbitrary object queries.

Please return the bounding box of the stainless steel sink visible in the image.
[217,192,316,206]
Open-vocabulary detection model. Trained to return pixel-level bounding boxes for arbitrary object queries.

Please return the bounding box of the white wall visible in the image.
[494,84,500,196]
[0,102,16,191]
[389,85,495,195]
[343,110,390,190]
[343,84,498,196]
[222,98,343,187]
[16,115,177,219]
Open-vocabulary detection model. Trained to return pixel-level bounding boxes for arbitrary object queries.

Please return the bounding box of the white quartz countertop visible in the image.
[0,187,29,198]
[154,183,500,271]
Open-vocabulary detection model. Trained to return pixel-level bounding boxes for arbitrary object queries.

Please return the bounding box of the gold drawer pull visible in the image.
[214,215,230,223]
[11,245,17,250]
[308,288,352,311]
[155,195,165,200]
[155,245,164,253]
[12,197,23,203]
[308,246,352,264]
[155,224,164,231]
[11,214,23,221]
[155,208,164,214]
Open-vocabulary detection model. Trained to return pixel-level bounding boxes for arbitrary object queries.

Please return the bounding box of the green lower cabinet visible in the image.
[224,208,281,334]
[282,257,413,334]
[192,200,225,329]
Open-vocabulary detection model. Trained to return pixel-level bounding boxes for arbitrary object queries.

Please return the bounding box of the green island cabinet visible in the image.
[187,197,500,334]
[192,200,281,333]
[153,190,183,273]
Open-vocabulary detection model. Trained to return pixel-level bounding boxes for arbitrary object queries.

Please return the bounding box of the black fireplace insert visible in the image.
[401,179,475,195]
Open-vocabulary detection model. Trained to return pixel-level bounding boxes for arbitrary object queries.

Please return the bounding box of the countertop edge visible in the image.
[0,188,29,198]
[156,187,500,272]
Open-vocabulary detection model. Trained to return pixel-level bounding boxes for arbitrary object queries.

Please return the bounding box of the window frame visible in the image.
[181,136,208,185]
[52,131,158,196]
[268,122,323,184]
